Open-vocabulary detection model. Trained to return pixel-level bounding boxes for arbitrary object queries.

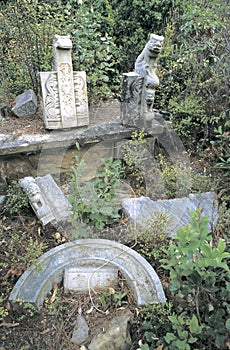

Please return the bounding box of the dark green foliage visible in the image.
[140,209,230,349]
[68,155,123,237]
[4,180,29,215]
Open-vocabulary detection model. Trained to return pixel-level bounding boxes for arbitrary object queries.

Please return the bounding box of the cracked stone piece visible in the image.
[19,174,72,227]
[88,310,132,350]
[12,89,37,118]
[9,239,166,309]
[71,314,89,345]
[64,266,118,293]
[122,192,218,236]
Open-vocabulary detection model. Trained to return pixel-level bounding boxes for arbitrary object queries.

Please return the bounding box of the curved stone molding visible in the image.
[9,239,166,308]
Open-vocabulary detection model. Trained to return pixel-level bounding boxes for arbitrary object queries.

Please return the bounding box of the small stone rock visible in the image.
[0,195,6,210]
[12,89,37,118]
[88,311,132,350]
[71,314,89,345]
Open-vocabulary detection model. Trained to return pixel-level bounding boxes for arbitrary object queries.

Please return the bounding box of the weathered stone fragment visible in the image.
[9,239,166,308]
[12,89,37,118]
[19,174,71,227]
[88,311,132,350]
[122,192,218,236]
[71,314,89,345]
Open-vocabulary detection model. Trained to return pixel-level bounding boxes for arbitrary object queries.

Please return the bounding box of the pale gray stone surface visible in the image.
[12,89,37,117]
[121,34,164,129]
[64,266,118,293]
[122,192,218,236]
[19,174,71,227]
[71,314,89,345]
[88,311,132,350]
[39,34,89,129]
[9,239,166,308]
[0,195,6,209]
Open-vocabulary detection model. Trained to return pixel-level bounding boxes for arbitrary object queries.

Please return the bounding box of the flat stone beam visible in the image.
[9,239,166,308]
[0,122,135,156]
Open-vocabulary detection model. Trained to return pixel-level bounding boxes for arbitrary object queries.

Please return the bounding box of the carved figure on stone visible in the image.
[20,177,55,226]
[121,34,164,128]
[135,34,164,125]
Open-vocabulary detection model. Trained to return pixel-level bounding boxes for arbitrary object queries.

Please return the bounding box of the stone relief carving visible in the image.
[39,34,89,129]
[20,177,55,226]
[121,33,164,128]
[19,174,72,227]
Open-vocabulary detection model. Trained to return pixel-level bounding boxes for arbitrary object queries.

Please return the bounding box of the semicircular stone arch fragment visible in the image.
[9,239,166,308]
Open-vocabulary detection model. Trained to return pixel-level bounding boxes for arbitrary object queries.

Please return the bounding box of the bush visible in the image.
[140,209,230,349]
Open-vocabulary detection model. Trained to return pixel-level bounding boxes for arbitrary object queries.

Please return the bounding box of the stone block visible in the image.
[64,266,118,293]
[12,89,37,118]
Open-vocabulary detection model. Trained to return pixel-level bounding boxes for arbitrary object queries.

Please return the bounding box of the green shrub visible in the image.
[160,209,230,349]
[4,180,29,215]
[68,153,123,238]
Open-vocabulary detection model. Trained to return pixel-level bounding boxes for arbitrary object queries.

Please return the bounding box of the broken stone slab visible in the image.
[12,89,37,118]
[122,192,218,236]
[88,310,132,350]
[9,239,166,309]
[71,314,89,346]
[64,266,118,293]
[19,174,72,227]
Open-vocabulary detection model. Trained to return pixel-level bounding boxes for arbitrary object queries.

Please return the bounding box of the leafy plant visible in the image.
[68,152,123,237]
[121,129,148,196]
[160,209,230,349]
[97,288,127,310]
[4,180,29,215]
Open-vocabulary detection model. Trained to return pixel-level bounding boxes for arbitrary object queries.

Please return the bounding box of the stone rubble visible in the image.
[71,314,89,346]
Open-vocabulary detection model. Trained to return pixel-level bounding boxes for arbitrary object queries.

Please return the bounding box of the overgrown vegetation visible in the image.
[139,209,230,350]
[68,151,123,237]
[0,0,230,348]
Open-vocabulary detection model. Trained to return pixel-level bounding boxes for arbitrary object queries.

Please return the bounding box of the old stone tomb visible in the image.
[39,34,89,129]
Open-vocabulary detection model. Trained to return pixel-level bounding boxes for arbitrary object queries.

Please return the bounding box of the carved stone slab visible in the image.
[19,174,71,226]
[64,266,118,293]
[39,35,89,129]
[121,72,143,127]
